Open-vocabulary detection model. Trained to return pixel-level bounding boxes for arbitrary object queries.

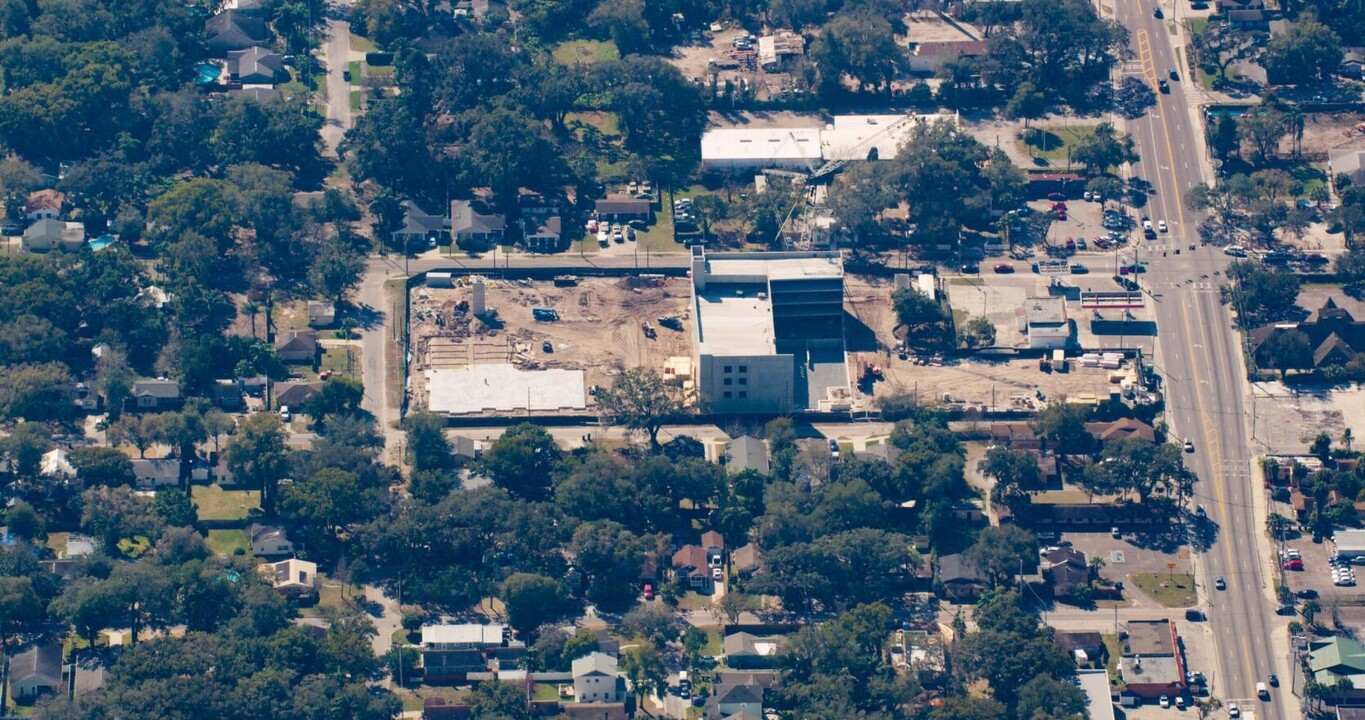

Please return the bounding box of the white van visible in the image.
[1224,245,1246,257]
[1256,681,1268,698]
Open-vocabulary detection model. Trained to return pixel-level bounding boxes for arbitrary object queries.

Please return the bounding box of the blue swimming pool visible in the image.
[195,62,222,85]
[88,235,116,251]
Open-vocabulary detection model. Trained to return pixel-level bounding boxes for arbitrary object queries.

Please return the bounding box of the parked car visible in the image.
[279,405,291,422]
[1158,220,1169,233]
[1297,588,1319,599]
[643,583,654,600]
[993,263,1014,273]
[1183,437,1194,452]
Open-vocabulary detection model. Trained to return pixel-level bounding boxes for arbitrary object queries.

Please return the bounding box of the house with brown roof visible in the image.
[593,198,651,222]
[989,422,1044,450]
[938,554,989,603]
[1250,298,1365,371]
[1084,417,1156,445]
[274,330,318,364]
[672,544,713,592]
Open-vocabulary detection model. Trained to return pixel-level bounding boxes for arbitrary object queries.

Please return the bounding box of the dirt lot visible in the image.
[844,275,1131,410]
[409,276,693,397]
[1297,111,1365,158]
[1251,382,1365,455]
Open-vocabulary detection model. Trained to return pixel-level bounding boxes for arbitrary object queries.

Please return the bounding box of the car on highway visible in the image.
[1215,576,1226,590]
[1169,67,1179,80]
[1153,5,1163,16]
[1228,702,1240,717]
[961,263,979,274]
[1183,437,1194,452]
[1070,263,1089,274]
[1195,504,1206,519]
[1257,682,1268,698]
[993,263,1014,273]
[1269,674,1279,687]
[1158,220,1169,232]
[1158,79,1169,93]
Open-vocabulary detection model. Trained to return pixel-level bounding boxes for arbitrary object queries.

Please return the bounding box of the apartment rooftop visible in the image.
[695,289,778,356]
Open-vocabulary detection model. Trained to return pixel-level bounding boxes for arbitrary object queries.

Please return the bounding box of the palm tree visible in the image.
[1285,107,1305,159]
[1344,427,1354,454]
[242,300,261,339]
[1302,598,1322,626]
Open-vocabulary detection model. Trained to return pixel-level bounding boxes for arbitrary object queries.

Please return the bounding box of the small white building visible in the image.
[1024,297,1071,350]
[1335,530,1365,560]
[572,652,625,703]
[701,127,822,171]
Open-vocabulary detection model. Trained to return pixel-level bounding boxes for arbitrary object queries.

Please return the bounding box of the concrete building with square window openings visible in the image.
[689,247,847,414]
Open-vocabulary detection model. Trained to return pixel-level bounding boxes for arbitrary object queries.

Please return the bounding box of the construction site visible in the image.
[409,275,693,415]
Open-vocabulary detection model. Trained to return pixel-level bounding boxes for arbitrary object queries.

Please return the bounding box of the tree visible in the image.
[68,447,136,488]
[309,238,365,304]
[223,412,289,513]
[1260,17,1343,84]
[1014,675,1087,719]
[1312,432,1333,461]
[1191,23,1262,82]
[1257,328,1313,377]
[1072,122,1138,175]
[80,486,161,553]
[965,525,1038,587]
[892,287,950,332]
[621,603,681,649]
[1005,81,1046,129]
[4,503,43,541]
[0,577,41,652]
[279,468,367,538]
[1225,260,1301,327]
[1031,401,1093,455]
[0,422,51,478]
[499,573,570,633]
[827,162,896,247]
[980,446,1045,515]
[300,376,364,428]
[1209,113,1240,163]
[810,13,904,95]
[681,626,706,665]
[404,412,455,472]
[1239,108,1288,163]
[479,423,562,499]
[108,415,158,458]
[961,316,997,349]
[620,645,667,706]
[717,592,759,625]
[467,680,531,720]
[0,362,75,422]
[595,368,691,447]
[929,697,1009,720]
[587,0,649,55]
[569,521,647,609]
[1303,598,1322,625]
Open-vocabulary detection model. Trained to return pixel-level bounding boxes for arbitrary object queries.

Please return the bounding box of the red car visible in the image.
[1283,558,1304,571]
[993,263,1014,273]
[643,584,655,600]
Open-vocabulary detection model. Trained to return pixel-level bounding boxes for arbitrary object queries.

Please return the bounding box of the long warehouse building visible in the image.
[700,113,956,170]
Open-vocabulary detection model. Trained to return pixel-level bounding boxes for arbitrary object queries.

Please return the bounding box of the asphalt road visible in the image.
[320,18,353,157]
[1116,0,1292,714]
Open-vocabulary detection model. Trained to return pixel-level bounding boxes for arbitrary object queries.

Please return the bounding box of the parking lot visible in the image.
[1058,530,1196,607]
[1276,535,1361,608]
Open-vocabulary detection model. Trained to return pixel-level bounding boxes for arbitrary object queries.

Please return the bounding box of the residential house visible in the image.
[854,442,897,463]
[1119,619,1186,700]
[1084,417,1156,445]
[672,544,713,592]
[249,524,295,557]
[72,383,100,412]
[451,435,479,462]
[421,623,508,682]
[1053,629,1106,666]
[71,652,110,696]
[21,218,84,252]
[593,198,651,223]
[707,677,765,720]
[723,632,784,669]
[274,329,318,364]
[757,31,805,71]
[273,380,323,410]
[24,190,62,220]
[725,436,769,476]
[212,379,244,410]
[1227,8,1269,29]
[8,642,62,700]
[40,448,74,479]
[572,652,625,703]
[988,422,1044,450]
[1250,298,1365,370]
[394,200,447,248]
[259,558,318,597]
[561,703,628,720]
[226,46,285,84]
[1340,49,1365,79]
[1041,547,1092,598]
[521,216,564,253]
[732,543,762,577]
[906,39,988,74]
[132,458,182,488]
[241,374,269,397]
[130,380,181,410]
[937,554,989,603]
[204,10,268,54]
[450,200,506,249]
[308,300,337,328]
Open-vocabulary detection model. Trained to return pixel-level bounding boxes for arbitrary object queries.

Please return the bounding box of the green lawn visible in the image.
[1101,633,1125,688]
[367,64,395,78]
[1285,161,1328,197]
[299,582,348,618]
[552,39,620,66]
[700,627,723,655]
[321,345,362,378]
[349,32,376,53]
[347,60,361,85]
[1017,124,1099,164]
[349,89,363,110]
[1130,572,1198,607]
[533,683,563,702]
[279,68,326,98]
[193,485,260,521]
[205,529,249,556]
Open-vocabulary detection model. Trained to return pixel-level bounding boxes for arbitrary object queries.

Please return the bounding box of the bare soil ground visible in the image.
[843,275,1126,411]
[409,277,693,398]
[900,11,981,43]
[1297,111,1365,158]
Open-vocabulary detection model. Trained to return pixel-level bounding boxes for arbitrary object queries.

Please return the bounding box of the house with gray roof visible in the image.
[450,199,505,249]
[573,652,625,703]
[725,436,769,476]
[21,218,84,252]
[205,10,268,54]
[130,379,182,410]
[132,458,183,488]
[707,677,765,719]
[227,46,285,84]
[8,642,61,700]
[249,524,295,557]
[723,632,784,669]
[522,215,564,253]
[393,200,447,248]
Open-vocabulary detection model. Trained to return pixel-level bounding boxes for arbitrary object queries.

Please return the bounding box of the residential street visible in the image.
[1114,0,1293,715]
[320,18,354,157]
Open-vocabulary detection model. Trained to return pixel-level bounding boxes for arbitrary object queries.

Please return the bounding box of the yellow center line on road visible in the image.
[1179,292,1258,701]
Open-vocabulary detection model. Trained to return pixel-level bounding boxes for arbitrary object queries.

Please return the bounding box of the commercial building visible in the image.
[1118,619,1186,700]
[700,114,954,170]
[689,247,848,414]
[1334,530,1365,560]
[1023,297,1071,349]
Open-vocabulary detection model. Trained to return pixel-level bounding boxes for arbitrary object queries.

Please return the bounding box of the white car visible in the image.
[1158,220,1169,232]
[1159,695,1170,709]
[279,405,291,422]
[1228,702,1240,717]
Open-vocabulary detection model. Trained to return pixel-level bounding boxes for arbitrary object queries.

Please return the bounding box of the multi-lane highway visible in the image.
[1116,0,1291,714]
